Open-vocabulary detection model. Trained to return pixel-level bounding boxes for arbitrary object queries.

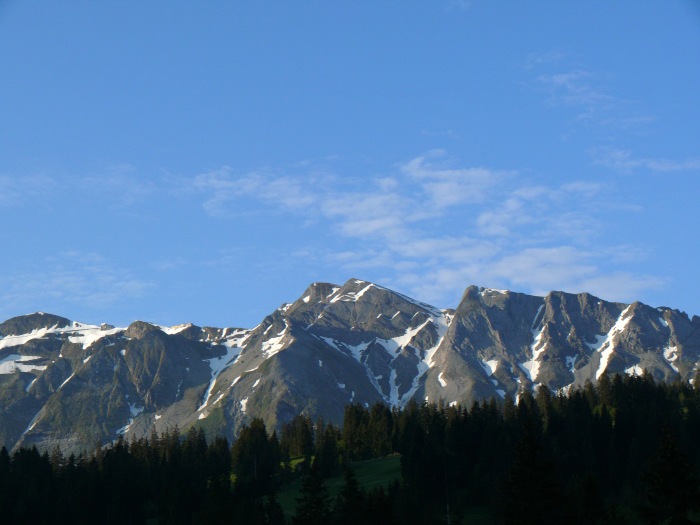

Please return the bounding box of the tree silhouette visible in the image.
[293,463,332,525]
[638,425,698,524]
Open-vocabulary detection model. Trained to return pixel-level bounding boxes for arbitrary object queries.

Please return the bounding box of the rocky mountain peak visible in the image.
[0,313,71,337]
[125,321,160,340]
[1,279,698,454]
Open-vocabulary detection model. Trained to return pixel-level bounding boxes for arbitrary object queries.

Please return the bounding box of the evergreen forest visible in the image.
[2,372,700,524]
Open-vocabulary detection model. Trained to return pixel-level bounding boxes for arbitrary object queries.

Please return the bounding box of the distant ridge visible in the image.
[0,278,698,453]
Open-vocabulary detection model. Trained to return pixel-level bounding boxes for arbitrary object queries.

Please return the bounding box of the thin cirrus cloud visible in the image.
[80,167,160,207]
[476,182,604,241]
[192,168,317,217]
[399,153,501,208]
[0,251,153,318]
[486,247,665,301]
[537,70,613,112]
[0,175,58,207]
[528,53,653,135]
[590,147,700,173]
[191,153,661,307]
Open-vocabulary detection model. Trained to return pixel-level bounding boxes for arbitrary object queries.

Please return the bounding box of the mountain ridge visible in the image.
[1,278,699,453]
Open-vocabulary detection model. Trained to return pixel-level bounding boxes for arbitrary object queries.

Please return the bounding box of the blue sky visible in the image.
[1,1,699,328]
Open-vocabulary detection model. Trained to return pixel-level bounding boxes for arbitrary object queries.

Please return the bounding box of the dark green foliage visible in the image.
[293,463,332,525]
[342,403,371,460]
[501,421,568,524]
[280,413,315,461]
[333,467,368,525]
[638,425,699,524]
[313,417,341,478]
[231,417,280,497]
[4,374,700,524]
[264,492,287,525]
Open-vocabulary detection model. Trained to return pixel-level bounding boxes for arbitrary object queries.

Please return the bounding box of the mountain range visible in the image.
[1,278,698,454]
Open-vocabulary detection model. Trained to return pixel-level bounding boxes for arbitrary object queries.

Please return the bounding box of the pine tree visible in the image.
[293,463,332,525]
[501,421,568,525]
[264,491,286,525]
[333,467,367,525]
[638,425,698,524]
[232,418,280,497]
[314,422,340,478]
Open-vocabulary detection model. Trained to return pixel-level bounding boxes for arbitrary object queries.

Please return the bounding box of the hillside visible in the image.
[0,278,698,452]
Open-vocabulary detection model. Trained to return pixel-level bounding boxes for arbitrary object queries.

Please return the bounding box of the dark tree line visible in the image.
[2,372,700,524]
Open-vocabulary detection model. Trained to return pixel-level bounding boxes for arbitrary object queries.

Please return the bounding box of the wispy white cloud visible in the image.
[80,164,159,206]
[0,175,58,207]
[537,70,613,113]
[400,152,502,208]
[523,50,568,70]
[577,272,666,304]
[591,147,700,173]
[486,246,665,302]
[2,167,168,212]
[0,251,153,316]
[188,153,661,308]
[0,153,664,316]
[476,181,604,241]
[528,54,653,136]
[192,167,318,217]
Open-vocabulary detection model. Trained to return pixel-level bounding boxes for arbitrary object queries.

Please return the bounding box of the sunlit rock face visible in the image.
[1,279,698,453]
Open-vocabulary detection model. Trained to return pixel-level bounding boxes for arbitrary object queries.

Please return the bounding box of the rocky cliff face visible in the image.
[0,280,698,453]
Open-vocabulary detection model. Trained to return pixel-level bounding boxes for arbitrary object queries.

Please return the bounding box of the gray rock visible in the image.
[0,278,698,453]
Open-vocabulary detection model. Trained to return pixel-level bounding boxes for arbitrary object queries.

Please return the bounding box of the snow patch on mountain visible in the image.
[481,359,499,376]
[521,324,547,382]
[321,308,451,406]
[23,409,43,435]
[261,320,291,359]
[0,320,127,353]
[664,345,680,372]
[531,304,544,331]
[330,282,375,303]
[159,323,192,335]
[399,312,451,405]
[375,318,431,354]
[25,377,38,393]
[68,324,124,349]
[4,280,696,455]
[198,345,243,413]
[59,373,75,390]
[595,305,633,379]
[479,288,508,297]
[389,369,400,405]
[0,354,47,374]
[319,336,369,362]
[586,334,607,352]
[0,325,60,350]
[223,329,252,348]
[625,365,644,377]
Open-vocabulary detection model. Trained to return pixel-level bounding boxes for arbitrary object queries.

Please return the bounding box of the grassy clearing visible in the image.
[277,454,402,517]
